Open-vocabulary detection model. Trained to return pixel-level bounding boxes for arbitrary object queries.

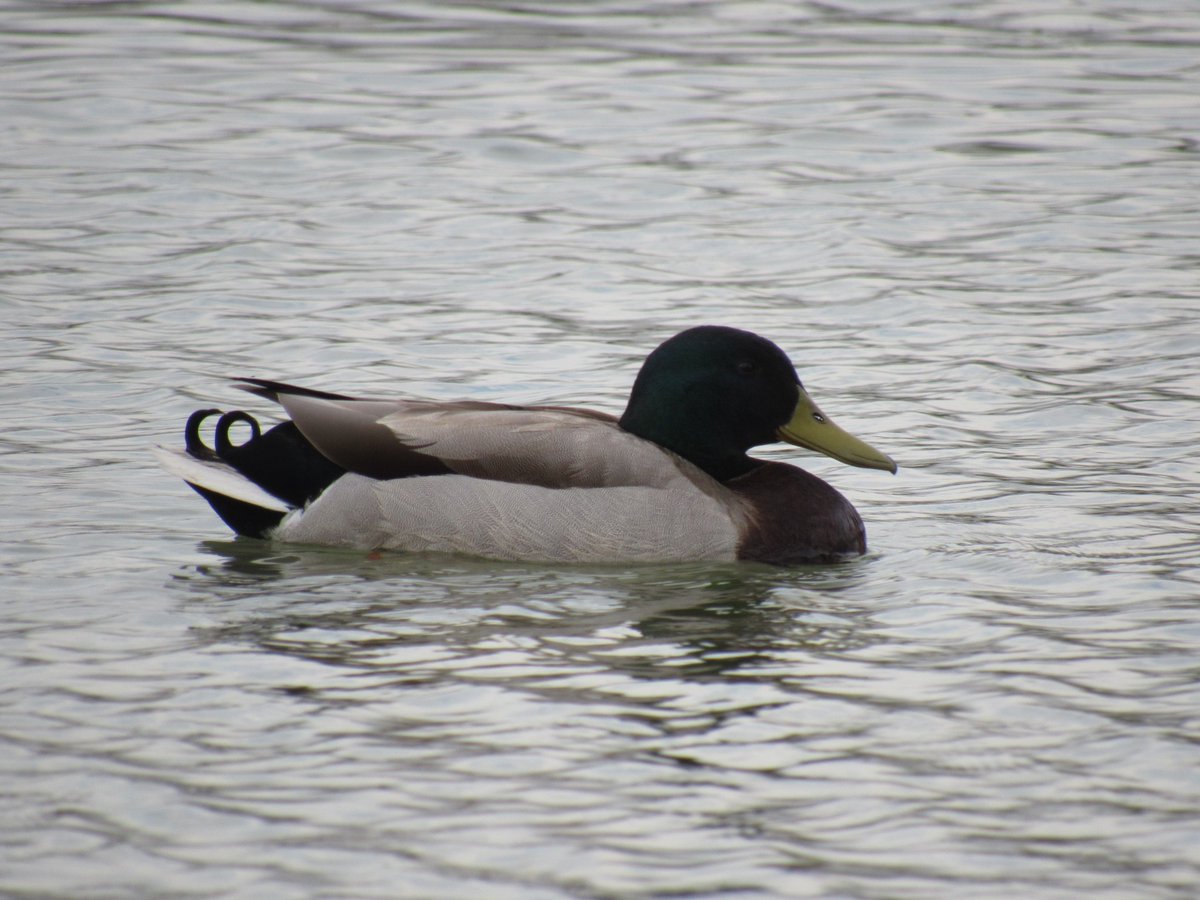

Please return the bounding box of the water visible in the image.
[3,1,1199,896]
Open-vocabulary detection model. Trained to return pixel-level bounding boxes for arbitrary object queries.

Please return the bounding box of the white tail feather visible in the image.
[153,446,291,512]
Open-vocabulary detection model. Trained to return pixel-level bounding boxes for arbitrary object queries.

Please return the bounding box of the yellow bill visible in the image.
[777,387,897,473]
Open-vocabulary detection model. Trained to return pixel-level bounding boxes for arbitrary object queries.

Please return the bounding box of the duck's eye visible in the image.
[736,360,758,375]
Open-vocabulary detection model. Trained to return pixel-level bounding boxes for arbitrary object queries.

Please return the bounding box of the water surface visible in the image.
[3,2,1199,897]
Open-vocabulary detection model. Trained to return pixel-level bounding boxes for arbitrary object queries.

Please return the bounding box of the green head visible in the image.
[619,326,896,482]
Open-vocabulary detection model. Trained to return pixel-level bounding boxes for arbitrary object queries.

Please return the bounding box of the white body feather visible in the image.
[275,473,741,563]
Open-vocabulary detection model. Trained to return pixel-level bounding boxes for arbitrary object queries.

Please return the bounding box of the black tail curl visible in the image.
[183,408,345,538]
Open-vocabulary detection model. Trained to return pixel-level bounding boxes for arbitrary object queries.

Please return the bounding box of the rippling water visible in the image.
[4,2,1199,897]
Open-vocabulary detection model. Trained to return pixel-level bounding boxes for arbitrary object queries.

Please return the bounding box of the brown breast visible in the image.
[729,461,867,565]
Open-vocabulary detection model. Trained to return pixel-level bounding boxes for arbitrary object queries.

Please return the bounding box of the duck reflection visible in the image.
[175,539,881,685]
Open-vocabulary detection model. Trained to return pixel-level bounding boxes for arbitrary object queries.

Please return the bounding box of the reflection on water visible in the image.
[188,540,878,682]
[3,1,1200,897]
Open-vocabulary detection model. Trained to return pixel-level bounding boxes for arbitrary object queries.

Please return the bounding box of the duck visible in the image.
[155,325,896,565]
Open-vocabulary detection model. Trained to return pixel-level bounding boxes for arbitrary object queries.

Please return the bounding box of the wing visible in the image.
[238,380,703,491]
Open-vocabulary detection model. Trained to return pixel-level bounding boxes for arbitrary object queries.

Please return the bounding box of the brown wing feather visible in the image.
[269,391,689,491]
[373,404,693,489]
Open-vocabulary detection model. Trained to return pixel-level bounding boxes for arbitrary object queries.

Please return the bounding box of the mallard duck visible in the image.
[156,325,896,564]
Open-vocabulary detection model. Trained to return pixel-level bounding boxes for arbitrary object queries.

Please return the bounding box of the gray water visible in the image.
[3,2,1199,897]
